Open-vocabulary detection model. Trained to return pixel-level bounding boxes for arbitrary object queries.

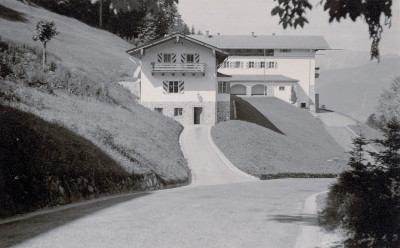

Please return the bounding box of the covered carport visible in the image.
[230,84,246,95]
[251,84,267,96]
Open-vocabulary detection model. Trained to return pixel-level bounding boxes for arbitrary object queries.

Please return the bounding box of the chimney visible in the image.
[206,30,210,38]
[251,32,255,38]
[272,33,276,36]
[217,33,220,35]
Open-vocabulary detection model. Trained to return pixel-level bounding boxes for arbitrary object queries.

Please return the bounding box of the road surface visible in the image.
[0,126,334,248]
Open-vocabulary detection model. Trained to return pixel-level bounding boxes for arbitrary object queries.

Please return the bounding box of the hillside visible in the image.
[317,57,400,122]
[0,104,149,217]
[212,97,349,178]
[0,0,190,216]
[0,1,135,83]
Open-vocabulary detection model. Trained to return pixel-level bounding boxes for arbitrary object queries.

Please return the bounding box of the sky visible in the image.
[178,0,400,56]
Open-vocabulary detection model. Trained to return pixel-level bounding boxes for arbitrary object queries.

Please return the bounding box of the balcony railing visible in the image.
[151,63,205,76]
[315,67,320,78]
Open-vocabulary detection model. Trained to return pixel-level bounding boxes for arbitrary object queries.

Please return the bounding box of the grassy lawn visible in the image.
[0,0,189,216]
[212,97,349,178]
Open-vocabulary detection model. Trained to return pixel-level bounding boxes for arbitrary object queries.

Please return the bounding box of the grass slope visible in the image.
[0,0,189,204]
[212,97,349,178]
[0,104,144,217]
[0,0,134,82]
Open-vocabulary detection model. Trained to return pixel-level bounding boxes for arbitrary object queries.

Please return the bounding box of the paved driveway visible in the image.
[0,126,334,248]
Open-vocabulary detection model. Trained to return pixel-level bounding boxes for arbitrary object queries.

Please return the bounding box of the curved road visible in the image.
[0,126,334,248]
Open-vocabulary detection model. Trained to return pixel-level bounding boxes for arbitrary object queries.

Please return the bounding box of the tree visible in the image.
[369,117,400,169]
[91,0,178,28]
[271,0,393,61]
[321,120,400,247]
[377,77,400,121]
[32,20,59,69]
[290,86,297,104]
[136,12,157,45]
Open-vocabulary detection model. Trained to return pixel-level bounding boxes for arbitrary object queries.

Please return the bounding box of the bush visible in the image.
[320,119,400,247]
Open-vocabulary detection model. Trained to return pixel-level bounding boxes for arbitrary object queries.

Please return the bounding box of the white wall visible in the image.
[218,49,316,106]
[141,39,217,103]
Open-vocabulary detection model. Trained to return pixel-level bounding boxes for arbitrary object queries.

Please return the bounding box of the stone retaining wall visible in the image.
[217,101,230,122]
[142,101,216,125]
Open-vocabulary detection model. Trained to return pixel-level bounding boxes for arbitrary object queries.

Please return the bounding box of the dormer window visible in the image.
[164,53,172,62]
[181,53,199,63]
[265,49,274,56]
[186,54,194,63]
[158,53,176,63]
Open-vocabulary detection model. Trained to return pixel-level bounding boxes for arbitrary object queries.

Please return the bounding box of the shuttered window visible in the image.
[163,81,184,94]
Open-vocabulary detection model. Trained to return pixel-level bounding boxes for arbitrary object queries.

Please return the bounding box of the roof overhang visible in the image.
[126,33,229,64]
[230,74,298,83]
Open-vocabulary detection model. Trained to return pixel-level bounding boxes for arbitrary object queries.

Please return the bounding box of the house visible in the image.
[126,32,330,125]
[189,32,330,110]
[126,33,230,125]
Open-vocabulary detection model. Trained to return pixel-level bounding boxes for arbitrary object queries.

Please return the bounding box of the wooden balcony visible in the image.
[151,63,206,76]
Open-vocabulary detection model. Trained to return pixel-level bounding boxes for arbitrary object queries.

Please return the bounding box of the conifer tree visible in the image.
[137,13,157,45]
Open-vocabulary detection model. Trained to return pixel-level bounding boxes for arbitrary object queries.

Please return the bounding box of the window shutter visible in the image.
[255,62,260,69]
[163,81,168,94]
[274,61,278,69]
[245,62,249,68]
[158,53,163,62]
[179,81,184,93]
[195,54,200,63]
[172,53,176,63]
[227,82,230,93]
[181,53,186,63]
[240,62,244,68]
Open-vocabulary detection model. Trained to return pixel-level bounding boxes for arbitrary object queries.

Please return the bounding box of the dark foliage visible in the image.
[271,0,393,61]
[0,4,28,22]
[320,119,400,247]
[0,38,113,102]
[26,0,185,43]
[0,104,144,217]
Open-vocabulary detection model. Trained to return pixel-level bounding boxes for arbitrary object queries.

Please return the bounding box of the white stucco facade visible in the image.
[127,33,329,124]
[218,50,317,108]
[128,35,230,125]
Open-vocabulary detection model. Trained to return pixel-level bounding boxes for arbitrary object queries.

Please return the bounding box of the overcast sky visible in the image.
[178,0,400,56]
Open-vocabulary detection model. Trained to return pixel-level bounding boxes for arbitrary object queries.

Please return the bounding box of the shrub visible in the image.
[320,119,400,247]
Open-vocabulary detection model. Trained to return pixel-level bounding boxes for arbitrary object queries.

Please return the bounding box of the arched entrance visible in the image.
[251,84,267,96]
[230,84,246,95]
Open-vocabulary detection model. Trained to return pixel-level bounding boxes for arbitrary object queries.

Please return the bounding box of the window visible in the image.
[235,61,241,68]
[222,61,230,68]
[186,54,194,63]
[163,53,172,63]
[301,103,306,108]
[169,81,179,93]
[248,62,255,68]
[174,108,183,116]
[265,49,274,56]
[279,86,285,91]
[268,61,275,68]
[163,81,184,94]
[218,82,229,93]
[260,62,265,68]
[280,49,291,53]
[154,108,163,114]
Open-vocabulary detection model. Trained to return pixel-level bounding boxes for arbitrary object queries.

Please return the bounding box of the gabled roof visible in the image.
[188,34,330,50]
[126,33,228,57]
[230,74,298,82]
